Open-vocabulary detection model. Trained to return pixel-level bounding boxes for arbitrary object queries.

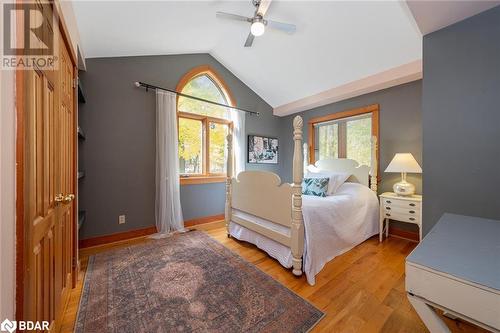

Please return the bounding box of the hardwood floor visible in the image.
[62,225,487,332]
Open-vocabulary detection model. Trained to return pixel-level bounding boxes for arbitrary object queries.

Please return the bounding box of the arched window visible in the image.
[177,66,234,184]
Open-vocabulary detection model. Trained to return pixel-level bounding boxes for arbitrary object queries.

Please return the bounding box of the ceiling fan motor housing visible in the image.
[252,15,264,25]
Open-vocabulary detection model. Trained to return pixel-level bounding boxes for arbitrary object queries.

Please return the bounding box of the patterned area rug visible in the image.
[76,230,323,333]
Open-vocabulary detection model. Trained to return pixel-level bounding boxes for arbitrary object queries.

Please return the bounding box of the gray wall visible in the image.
[79,54,282,239]
[422,6,500,234]
[280,80,423,197]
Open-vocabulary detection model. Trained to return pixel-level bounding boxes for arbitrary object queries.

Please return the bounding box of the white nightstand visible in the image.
[379,192,422,242]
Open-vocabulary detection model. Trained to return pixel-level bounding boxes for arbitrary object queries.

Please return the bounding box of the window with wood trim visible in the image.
[309,104,379,169]
[177,66,234,184]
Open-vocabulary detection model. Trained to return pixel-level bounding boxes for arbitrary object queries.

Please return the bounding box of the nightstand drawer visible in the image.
[382,198,420,209]
[383,211,420,224]
[383,205,419,217]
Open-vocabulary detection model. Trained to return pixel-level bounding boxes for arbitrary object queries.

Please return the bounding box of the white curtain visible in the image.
[230,109,246,175]
[153,90,184,237]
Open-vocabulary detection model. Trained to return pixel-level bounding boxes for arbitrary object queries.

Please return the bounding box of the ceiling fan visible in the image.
[216,0,296,47]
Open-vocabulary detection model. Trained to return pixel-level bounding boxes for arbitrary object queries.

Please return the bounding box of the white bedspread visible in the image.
[229,182,379,285]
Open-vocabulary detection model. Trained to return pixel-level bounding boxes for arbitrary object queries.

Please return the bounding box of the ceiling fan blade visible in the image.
[244,33,255,47]
[266,20,296,34]
[216,11,250,22]
[256,0,272,16]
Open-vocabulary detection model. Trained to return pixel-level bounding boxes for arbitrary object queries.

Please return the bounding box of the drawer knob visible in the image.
[409,217,415,221]
[409,203,416,207]
[386,207,391,210]
[409,210,415,214]
[386,213,391,217]
[386,200,392,204]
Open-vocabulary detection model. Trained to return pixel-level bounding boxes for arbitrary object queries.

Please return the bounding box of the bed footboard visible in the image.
[225,116,305,276]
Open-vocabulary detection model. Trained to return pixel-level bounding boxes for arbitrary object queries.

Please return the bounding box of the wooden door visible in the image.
[24,66,57,329]
[54,31,76,323]
[19,2,76,330]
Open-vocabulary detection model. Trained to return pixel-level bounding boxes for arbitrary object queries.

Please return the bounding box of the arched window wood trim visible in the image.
[176,65,236,108]
[176,65,235,185]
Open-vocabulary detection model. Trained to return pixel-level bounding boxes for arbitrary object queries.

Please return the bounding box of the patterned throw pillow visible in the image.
[302,177,329,197]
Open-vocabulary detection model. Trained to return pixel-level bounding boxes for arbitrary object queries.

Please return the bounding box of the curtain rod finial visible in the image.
[134,81,141,87]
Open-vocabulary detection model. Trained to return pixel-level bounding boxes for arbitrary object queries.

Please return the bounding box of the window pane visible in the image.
[317,123,338,160]
[346,116,372,167]
[178,74,230,119]
[209,122,228,174]
[178,118,203,174]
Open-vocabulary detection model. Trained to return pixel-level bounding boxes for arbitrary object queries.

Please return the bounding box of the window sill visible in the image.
[180,176,227,185]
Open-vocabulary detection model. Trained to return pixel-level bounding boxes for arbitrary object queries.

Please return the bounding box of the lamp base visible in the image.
[393,180,415,196]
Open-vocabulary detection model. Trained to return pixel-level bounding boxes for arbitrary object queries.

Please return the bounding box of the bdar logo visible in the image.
[0,319,17,333]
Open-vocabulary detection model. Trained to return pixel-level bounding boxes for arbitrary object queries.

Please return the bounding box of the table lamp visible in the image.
[385,153,422,196]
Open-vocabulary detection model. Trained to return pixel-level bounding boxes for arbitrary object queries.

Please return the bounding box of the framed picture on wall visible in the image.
[248,135,279,164]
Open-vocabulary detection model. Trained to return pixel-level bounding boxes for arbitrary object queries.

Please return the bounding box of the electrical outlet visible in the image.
[118,215,126,224]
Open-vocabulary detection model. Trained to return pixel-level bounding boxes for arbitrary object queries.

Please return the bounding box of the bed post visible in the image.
[225,133,233,237]
[291,116,305,276]
[303,142,309,175]
[370,135,378,193]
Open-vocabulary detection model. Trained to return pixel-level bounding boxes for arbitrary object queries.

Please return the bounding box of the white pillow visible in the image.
[305,171,351,195]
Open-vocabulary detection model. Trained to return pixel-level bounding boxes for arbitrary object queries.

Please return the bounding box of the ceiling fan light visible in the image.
[250,21,265,36]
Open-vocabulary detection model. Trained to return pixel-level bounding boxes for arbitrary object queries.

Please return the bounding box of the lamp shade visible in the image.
[385,153,422,173]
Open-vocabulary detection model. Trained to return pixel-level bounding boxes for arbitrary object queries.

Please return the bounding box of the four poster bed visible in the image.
[225,116,379,285]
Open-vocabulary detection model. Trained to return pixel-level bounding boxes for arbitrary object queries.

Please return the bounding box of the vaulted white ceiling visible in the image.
[406,0,500,35]
[73,1,422,113]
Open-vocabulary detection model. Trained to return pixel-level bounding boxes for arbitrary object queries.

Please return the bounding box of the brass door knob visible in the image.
[55,193,65,203]
[63,194,75,204]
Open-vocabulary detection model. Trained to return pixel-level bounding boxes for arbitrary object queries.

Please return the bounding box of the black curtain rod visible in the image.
[134,81,260,116]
